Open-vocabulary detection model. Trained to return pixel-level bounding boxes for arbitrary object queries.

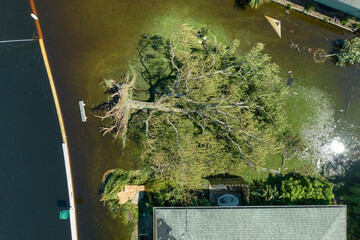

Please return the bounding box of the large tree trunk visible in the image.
[127,100,182,113]
[98,74,182,143]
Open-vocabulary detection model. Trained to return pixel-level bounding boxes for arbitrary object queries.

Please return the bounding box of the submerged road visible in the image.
[0,0,71,239]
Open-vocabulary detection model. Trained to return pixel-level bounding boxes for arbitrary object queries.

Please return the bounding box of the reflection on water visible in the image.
[287,86,335,165]
[322,123,360,175]
[289,85,360,175]
[329,139,345,154]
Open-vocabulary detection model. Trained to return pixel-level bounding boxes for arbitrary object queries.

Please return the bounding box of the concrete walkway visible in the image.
[272,0,358,32]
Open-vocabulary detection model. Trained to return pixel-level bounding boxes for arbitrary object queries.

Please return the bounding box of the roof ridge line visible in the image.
[319,207,345,240]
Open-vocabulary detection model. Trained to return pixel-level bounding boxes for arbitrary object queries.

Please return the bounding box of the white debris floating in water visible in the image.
[31,13,38,20]
[330,140,345,154]
[78,100,87,122]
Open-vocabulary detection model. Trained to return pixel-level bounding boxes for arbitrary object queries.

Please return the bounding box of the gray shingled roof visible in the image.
[154,206,346,240]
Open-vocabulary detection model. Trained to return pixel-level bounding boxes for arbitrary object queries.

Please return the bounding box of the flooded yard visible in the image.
[35,0,359,238]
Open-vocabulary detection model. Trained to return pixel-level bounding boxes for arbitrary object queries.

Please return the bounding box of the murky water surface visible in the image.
[0,0,70,239]
[35,1,360,238]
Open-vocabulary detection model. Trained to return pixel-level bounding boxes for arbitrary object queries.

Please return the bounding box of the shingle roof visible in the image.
[208,175,247,188]
[154,206,346,240]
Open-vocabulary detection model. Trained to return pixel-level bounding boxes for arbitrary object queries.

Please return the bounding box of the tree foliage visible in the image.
[251,172,334,205]
[248,0,270,9]
[99,169,150,223]
[98,25,288,191]
[280,173,334,204]
[100,168,211,219]
[336,37,360,66]
[100,169,150,202]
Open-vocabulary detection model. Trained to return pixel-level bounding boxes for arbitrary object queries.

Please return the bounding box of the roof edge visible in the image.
[154,205,346,211]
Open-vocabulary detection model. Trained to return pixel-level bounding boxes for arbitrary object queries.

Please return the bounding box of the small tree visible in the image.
[331,37,360,66]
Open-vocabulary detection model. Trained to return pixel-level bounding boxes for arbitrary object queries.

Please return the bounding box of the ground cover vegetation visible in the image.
[98,25,336,220]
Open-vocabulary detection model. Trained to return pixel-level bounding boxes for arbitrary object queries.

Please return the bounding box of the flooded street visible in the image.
[0,0,70,238]
[35,0,359,238]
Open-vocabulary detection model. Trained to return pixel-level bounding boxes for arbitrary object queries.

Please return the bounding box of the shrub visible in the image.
[100,169,151,221]
[342,17,349,26]
[280,174,334,205]
[305,5,315,12]
[324,17,329,23]
[250,172,334,205]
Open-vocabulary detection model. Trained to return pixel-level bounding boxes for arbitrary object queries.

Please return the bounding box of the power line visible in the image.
[0,39,36,44]
[346,62,359,119]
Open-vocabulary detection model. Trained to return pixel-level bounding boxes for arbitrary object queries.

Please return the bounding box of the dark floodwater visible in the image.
[33,0,360,239]
[0,0,70,239]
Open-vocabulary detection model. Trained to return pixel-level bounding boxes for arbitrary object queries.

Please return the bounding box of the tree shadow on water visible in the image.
[92,34,176,114]
[327,156,360,238]
[234,0,249,10]
[133,34,176,102]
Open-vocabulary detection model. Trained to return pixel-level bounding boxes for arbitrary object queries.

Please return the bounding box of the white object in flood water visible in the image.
[78,100,87,122]
[317,159,321,169]
[330,140,345,154]
[31,13,38,20]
